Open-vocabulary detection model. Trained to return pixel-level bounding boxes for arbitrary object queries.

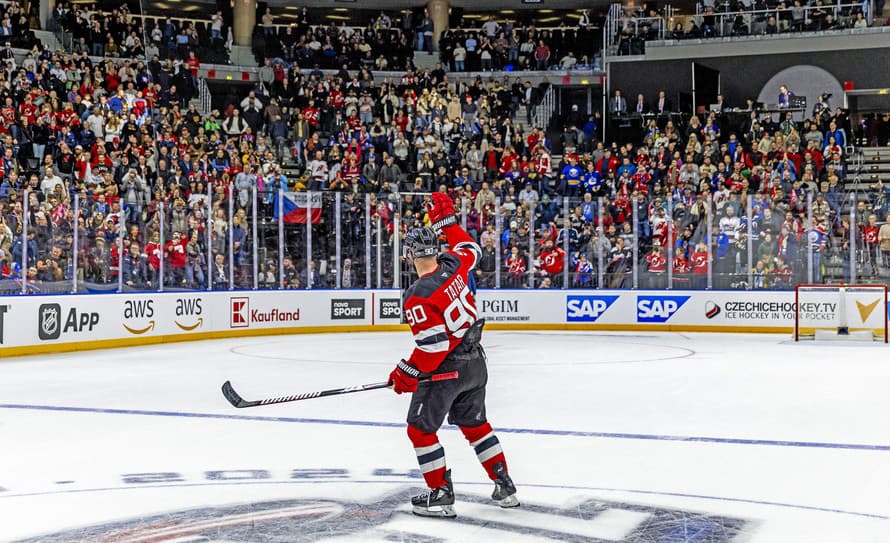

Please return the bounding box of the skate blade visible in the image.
[497,494,521,508]
[412,504,457,518]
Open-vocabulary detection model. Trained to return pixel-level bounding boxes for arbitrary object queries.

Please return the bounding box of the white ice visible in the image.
[1,331,890,542]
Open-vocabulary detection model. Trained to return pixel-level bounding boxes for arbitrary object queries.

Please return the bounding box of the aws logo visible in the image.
[174,298,204,331]
[122,298,204,335]
[123,300,155,335]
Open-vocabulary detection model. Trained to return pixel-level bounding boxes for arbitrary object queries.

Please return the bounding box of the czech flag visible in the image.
[274,192,322,224]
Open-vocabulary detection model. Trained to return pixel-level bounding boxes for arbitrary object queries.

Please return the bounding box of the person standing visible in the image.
[389,193,519,517]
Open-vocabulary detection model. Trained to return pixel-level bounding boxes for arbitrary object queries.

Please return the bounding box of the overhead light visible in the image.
[538,16,561,22]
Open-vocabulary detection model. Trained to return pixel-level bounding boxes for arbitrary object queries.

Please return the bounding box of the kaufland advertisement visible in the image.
[1,289,884,355]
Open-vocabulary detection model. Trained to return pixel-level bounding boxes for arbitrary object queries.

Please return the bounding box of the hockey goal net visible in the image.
[794,284,888,342]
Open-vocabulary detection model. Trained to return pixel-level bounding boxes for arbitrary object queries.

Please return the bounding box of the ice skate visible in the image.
[491,462,520,508]
[411,469,456,518]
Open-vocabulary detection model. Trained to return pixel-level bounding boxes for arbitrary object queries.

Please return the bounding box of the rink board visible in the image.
[0,289,887,356]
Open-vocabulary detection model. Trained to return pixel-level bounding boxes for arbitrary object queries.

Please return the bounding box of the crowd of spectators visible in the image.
[49,2,229,65]
[615,0,881,55]
[255,8,415,72]
[437,13,600,72]
[255,8,601,73]
[1,11,890,293]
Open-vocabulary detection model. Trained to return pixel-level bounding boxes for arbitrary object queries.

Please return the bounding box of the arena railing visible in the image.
[690,0,876,36]
[83,11,575,47]
[5,187,885,296]
[606,0,877,56]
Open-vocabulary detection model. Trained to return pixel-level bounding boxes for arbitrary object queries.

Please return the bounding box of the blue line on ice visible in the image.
[2,403,890,452]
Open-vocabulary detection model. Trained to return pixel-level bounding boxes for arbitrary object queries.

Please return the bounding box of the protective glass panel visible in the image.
[712,194,749,290]
[641,195,669,290]
[333,192,369,289]
[118,181,161,292]
[31,189,76,294]
[369,194,394,289]
[162,198,195,290]
[398,192,428,289]
[275,188,309,290]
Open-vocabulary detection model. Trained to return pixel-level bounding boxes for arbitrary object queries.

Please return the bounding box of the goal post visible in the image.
[794,284,889,342]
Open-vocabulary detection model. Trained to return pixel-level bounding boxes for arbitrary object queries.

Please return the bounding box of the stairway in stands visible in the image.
[860,146,890,185]
[824,146,890,282]
[412,52,440,72]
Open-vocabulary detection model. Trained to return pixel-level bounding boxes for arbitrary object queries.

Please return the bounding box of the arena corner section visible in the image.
[3,289,885,357]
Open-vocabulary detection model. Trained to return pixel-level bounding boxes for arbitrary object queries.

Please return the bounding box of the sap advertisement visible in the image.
[2,289,887,356]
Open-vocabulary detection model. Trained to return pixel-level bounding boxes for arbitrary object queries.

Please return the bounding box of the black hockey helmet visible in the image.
[404,227,439,259]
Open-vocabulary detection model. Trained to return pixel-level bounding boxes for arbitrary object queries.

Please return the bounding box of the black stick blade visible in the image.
[222,380,258,408]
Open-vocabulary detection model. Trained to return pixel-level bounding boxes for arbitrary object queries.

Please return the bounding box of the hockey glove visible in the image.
[427,192,457,230]
[389,359,420,394]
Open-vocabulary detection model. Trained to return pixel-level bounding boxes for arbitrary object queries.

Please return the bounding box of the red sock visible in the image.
[460,422,507,480]
[407,424,447,488]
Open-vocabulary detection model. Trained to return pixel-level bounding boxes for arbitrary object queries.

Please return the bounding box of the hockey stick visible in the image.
[221,371,460,409]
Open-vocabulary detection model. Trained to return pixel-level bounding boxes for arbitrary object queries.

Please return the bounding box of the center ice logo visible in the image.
[21,490,748,542]
[636,295,690,323]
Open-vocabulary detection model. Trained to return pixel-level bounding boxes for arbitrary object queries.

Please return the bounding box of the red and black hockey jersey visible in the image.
[403,224,482,374]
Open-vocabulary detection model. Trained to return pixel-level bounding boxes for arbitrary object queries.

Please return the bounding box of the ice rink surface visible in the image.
[2,331,890,542]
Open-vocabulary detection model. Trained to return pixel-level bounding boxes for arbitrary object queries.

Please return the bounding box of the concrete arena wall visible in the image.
[0,289,886,357]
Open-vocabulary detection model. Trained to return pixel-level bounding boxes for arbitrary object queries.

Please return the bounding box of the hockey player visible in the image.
[389,192,519,518]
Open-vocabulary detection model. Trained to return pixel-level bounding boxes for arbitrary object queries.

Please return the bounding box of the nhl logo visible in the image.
[38,303,62,340]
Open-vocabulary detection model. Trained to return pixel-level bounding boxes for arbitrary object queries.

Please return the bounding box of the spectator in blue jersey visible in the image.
[824,119,847,150]
[453,168,472,189]
[580,192,598,222]
[560,155,583,196]
[582,162,604,196]
[573,253,594,286]
[616,156,637,178]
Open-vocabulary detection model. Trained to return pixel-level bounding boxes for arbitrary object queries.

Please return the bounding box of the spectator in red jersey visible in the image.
[164,229,188,286]
[144,230,162,287]
[186,51,200,88]
[690,241,709,289]
[646,241,667,288]
[538,239,565,286]
[505,245,526,287]
[862,213,880,276]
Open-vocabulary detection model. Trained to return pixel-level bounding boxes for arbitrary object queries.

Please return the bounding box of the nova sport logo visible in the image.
[637,295,690,323]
